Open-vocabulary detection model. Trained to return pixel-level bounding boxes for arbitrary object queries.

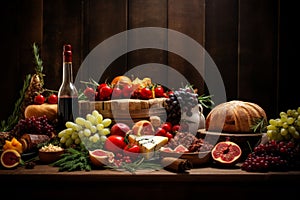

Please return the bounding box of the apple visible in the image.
[110,122,131,137]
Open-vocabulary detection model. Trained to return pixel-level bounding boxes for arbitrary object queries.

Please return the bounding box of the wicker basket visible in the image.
[79,98,167,127]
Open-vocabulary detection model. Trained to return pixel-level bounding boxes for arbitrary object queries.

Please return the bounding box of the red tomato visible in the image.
[123,143,140,160]
[155,127,166,136]
[111,87,122,99]
[172,124,181,133]
[97,83,108,92]
[34,94,45,105]
[161,122,172,132]
[99,85,113,100]
[47,94,58,104]
[140,87,153,99]
[104,135,126,153]
[83,87,96,100]
[154,86,165,97]
[122,85,133,98]
[165,132,173,140]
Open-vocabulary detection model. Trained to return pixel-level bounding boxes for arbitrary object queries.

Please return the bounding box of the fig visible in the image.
[211,141,242,166]
[89,149,115,167]
[0,149,21,169]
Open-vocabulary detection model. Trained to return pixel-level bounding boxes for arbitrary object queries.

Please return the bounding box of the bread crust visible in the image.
[205,100,267,133]
[24,103,57,121]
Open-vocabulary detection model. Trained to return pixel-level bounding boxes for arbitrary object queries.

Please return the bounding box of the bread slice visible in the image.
[128,135,168,159]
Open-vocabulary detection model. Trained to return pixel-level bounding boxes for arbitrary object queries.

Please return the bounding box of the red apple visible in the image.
[110,123,131,137]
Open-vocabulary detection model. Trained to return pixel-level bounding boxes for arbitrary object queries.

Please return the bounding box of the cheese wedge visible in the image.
[128,135,169,159]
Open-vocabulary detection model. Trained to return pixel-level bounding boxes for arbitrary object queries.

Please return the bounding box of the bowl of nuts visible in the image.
[38,144,64,164]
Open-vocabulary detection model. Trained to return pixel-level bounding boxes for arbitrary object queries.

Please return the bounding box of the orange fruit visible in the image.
[111,76,132,88]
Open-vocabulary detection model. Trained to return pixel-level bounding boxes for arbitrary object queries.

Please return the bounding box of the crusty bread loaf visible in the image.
[24,103,57,121]
[205,100,267,133]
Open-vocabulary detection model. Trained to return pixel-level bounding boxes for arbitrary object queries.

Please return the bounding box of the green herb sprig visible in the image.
[0,74,31,132]
[251,117,268,133]
[105,157,161,174]
[50,147,91,172]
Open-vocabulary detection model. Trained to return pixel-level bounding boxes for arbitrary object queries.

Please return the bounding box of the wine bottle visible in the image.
[57,44,79,131]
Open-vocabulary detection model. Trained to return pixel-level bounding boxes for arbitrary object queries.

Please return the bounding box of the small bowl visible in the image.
[38,149,64,164]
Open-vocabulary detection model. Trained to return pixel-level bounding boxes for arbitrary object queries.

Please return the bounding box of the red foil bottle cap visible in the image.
[63,44,72,62]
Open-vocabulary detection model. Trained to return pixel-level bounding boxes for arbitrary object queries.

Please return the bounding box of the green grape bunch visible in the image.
[58,110,112,150]
[266,107,300,141]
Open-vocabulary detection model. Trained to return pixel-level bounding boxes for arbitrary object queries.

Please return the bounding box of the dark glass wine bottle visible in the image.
[57,44,79,131]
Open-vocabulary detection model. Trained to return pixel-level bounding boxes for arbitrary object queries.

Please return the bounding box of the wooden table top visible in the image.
[1,164,300,183]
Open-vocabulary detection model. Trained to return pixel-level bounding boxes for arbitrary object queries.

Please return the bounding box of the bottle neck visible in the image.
[62,62,73,83]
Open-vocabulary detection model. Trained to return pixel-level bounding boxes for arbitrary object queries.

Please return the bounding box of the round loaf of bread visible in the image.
[24,103,58,121]
[205,100,267,133]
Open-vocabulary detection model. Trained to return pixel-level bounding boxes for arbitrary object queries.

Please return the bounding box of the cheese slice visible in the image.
[128,135,169,159]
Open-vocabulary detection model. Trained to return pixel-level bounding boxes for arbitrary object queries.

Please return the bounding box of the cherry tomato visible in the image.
[47,94,58,104]
[154,85,165,97]
[111,87,122,99]
[97,83,108,92]
[104,135,126,153]
[161,122,172,132]
[99,85,113,100]
[123,143,140,160]
[34,94,45,105]
[172,124,181,133]
[140,87,153,99]
[155,127,166,136]
[165,132,173,140]
[122,85,133,98]
[83,87,96,101]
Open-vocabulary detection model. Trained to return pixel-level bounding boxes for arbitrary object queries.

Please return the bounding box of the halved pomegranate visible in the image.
[211,141,242,166]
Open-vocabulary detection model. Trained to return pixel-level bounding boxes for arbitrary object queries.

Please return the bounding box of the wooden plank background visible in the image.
[0,0,297,124]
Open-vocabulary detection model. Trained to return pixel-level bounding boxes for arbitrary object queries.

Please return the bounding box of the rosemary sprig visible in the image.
[50,147,91,172]
[32,42,44,87]
[251,117,268,133]
[0,74,31,132]
[198,94,215,109]
[105,157,161,174]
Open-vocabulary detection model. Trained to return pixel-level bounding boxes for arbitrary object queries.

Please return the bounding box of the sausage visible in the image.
[20,133,50,153]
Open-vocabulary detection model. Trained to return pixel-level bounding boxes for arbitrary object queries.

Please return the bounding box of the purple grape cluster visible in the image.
[11,115,55,138]
[165,87,199,125]
[241,140,300,172]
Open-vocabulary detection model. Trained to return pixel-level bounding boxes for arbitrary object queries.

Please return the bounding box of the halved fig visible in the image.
[211,141,242,166]
[89,149,115,167]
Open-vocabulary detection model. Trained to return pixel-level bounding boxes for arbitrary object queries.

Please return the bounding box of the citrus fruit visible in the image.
[111,76,132,88]
[0,149,21,169]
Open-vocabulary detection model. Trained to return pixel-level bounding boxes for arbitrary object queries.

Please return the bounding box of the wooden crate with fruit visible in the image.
[79,98,167,126]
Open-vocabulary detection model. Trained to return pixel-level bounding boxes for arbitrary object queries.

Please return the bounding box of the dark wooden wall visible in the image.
[0,0,297,123]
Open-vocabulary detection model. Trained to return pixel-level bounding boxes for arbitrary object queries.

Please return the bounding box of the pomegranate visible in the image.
[211,141,242,166]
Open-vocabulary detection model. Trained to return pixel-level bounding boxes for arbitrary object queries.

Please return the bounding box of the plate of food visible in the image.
[159,145,211,167]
